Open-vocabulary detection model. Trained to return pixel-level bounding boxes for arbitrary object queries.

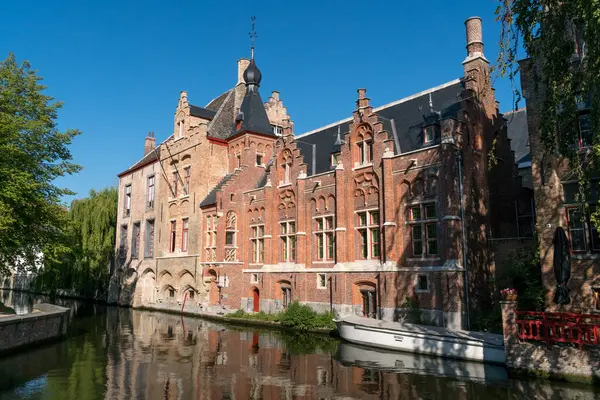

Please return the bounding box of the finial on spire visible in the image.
[428,93,433,112]
[249,16,257,59]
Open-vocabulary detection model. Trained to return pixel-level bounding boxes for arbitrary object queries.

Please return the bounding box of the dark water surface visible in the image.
[0,290,598,400]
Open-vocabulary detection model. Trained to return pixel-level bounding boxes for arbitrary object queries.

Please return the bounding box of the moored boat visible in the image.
[335,341,508,383]
[334,315,505,364]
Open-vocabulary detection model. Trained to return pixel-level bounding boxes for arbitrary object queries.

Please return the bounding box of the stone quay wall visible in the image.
[0,304,70,355]
[500,301,600,382]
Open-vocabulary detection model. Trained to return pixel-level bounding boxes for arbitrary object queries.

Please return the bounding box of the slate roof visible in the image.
[294,79,465,175]
[205,90,230,112]
[199,174,234,207]
[206,87,240,140]
[190,105,216,120]
[117,148,160,177]
[236,87,276,137]
[504,108,530,165]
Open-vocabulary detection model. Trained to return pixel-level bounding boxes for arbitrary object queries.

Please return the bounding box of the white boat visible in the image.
[334,315,505,364]
[335,342,508,383]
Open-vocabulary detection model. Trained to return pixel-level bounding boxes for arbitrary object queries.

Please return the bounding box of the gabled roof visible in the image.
[190,104,217,120]
[504,108,530,165]
[294,79,465,175]
[199,174,234,207]
[117,148,160,177]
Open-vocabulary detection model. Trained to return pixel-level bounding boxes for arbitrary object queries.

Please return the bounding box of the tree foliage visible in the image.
[0,53,81,275]
[495,1,600,222]
[35,188,117,295]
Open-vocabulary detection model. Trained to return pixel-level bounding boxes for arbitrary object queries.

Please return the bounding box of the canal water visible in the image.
[0,290,598,399]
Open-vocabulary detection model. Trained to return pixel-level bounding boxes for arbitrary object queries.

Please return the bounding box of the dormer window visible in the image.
[424,125,439,145]
[272,125,283,136]
[331,153,340,168]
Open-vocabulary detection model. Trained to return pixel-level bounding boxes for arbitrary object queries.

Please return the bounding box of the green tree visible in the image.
[36,188,117,295]
[495,1,599,221]
[0,53,81,275]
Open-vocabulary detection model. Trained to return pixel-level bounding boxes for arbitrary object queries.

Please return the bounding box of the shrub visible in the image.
[280,302,336,331]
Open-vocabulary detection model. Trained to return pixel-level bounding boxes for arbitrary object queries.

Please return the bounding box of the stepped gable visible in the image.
[200,174,235,208]
[294,79,465,176]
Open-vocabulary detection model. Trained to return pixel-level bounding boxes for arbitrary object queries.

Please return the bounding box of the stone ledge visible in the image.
[0,303,70,355]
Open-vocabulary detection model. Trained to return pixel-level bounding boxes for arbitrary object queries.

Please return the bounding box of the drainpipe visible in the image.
[457,150,471,330]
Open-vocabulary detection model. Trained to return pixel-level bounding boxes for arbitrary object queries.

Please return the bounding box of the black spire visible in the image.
[235,16,274,136]
[243,16,262,89]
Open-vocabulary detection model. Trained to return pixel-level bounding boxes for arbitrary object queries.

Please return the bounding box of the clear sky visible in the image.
[1,0,521,203]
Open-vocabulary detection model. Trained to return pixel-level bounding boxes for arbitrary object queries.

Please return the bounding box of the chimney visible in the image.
[144,132,156,156]
[237,58,250,85]
[464,17,485,60]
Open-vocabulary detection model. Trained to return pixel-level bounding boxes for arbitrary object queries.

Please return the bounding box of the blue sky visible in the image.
[1,0,521,202]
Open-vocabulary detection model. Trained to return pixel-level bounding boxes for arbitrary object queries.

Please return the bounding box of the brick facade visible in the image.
[113,17,526,329]
[520,49,600,312]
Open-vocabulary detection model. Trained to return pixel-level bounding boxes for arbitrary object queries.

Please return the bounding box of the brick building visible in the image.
[518,21,599,312]
[112,17,526,329]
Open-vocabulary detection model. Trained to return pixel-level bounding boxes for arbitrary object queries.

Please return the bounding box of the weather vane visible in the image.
[249,16,257,59]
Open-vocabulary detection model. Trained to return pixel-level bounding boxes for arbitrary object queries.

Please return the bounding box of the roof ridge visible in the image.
[294,78,463,139]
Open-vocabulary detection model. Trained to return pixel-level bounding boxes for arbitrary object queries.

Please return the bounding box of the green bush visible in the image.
[227,302,336,331]
[279,302,336,331]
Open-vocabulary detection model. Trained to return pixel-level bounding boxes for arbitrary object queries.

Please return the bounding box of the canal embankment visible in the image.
[501,301,600,384]
[139,301,338,336]
[0,304,70,355]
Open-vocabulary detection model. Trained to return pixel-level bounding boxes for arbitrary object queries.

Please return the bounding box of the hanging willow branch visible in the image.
[495,0,600,226]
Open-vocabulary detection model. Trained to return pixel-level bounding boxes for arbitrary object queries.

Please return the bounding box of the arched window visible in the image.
[353,125,373,166]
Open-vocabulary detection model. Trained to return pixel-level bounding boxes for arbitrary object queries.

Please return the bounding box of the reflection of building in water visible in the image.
[103,310,442,399]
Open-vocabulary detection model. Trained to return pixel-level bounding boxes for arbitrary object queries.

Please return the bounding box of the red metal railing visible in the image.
[515,311,600,349]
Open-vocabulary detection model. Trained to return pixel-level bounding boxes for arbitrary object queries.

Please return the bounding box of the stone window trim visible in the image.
[131,222,141,259]
[565,205,600,254]
[279,220,296,262]
[144,219,155,258]
[204,214,218,261]
[119,224,128,259]
[317,273,327,289]
[314,215,335,261]
[423,124,439,145]
[331,153,340,168]
[181,218,189,252]
[124,184,132,217]
[355,208,380,260]
[256,153,264,167]
[146,175,155,210]
[183,166,191,196]
[250,273,260,284]
[415,273,430,293]
[355,135,373,167]
[169,220,177,253]
[250,224,265,264]
[408,201,439,258]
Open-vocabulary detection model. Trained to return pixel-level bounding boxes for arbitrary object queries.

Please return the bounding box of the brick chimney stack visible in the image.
[237,58,250,85]
[144,132,156,156]
[464,17,486,61]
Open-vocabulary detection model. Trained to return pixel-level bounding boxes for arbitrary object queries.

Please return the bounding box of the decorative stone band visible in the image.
[243,259,463,274]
